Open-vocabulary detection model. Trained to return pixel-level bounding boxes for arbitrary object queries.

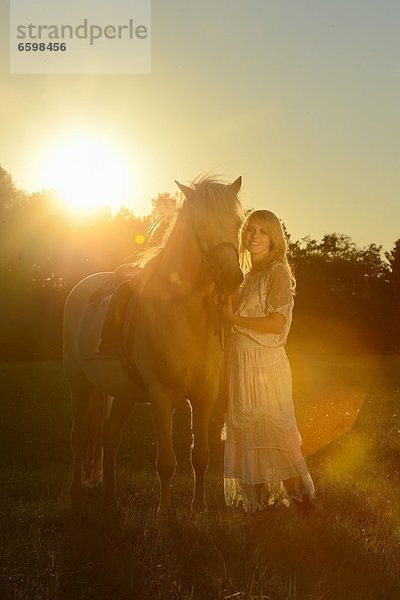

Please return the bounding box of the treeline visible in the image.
[0,165,399,360]
[288,233,400,353]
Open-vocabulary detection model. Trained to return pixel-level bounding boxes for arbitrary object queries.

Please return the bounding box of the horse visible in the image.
[63,175,244,511]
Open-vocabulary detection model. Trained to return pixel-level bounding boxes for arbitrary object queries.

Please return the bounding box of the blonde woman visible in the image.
[223,210,315,512]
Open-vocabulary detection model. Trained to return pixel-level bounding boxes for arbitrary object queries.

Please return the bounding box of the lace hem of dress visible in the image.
[224,478,291,511]
[224,471,315,513]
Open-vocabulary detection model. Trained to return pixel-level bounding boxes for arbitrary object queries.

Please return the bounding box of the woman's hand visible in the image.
[223,295,286,334]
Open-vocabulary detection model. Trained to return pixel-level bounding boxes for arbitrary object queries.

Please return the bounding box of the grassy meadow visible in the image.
[1,353,400,599]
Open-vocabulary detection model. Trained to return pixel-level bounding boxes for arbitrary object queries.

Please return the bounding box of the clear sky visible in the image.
[1,0,399,249]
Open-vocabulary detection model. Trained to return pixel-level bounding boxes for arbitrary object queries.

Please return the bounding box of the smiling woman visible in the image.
[41,134,130,216]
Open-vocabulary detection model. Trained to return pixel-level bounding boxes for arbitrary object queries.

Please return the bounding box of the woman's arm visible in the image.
[222,295,285,335]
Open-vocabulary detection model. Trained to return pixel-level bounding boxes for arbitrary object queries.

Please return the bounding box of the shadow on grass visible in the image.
[1,357,400,599]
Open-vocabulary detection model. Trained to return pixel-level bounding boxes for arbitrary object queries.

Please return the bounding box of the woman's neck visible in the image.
[250,255,271,274]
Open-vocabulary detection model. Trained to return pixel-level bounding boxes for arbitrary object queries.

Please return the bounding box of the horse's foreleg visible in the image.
[103,395,133,504]
[191,399,214,512]
[152,397,176,512]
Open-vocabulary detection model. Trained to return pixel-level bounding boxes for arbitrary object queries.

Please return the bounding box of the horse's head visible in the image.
[175,176,244,294]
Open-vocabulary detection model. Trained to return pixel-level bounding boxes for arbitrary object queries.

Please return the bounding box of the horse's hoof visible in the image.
[69,496,81,509]
[102,495,119,511]
[156,505,175,518]
[191,501,208,514]
[68,487,83,507]
[68,484,82,497]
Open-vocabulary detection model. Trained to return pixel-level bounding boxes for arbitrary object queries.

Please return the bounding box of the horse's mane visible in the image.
[132,204,180,269]
[132,175,244,271]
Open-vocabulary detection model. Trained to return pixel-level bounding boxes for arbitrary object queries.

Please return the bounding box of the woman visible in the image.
[222,209,315,512]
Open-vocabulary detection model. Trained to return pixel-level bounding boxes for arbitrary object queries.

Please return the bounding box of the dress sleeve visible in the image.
[265,263,293,318]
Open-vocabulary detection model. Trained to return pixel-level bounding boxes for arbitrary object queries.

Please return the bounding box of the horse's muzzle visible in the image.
[216,267,244,295]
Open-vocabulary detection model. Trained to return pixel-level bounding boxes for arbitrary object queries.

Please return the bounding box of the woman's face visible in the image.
[243,218,271,260]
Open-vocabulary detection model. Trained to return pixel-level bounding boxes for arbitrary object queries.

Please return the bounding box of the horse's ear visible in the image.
[175,180,195,199]
[230,176,242,194]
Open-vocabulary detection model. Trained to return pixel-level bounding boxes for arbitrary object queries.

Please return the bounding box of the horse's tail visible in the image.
[81,389,112,486]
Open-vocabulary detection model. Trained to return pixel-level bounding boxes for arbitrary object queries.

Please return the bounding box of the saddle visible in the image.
[89,264,140,358]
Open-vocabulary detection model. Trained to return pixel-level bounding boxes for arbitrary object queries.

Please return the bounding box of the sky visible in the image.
[0,0,399,250]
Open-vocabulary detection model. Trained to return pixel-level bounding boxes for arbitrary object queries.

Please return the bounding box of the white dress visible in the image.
[223,261,315,511]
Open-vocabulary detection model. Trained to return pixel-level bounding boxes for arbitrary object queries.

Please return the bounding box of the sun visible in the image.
[42,134,130,216]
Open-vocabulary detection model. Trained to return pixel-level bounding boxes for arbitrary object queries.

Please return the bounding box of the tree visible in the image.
[151,193,177,220]
[386,239,400,293]
[0,163,397,358]
[385,239,400,349]
[0,169,151,359]
[319,233,356,261]
[0,166,27,211]
[288,232,391,351]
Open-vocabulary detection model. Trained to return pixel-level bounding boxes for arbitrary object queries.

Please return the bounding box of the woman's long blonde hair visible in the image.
[239,209,296,292]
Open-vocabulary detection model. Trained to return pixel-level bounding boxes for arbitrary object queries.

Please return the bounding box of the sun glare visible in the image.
[42,134,130,216]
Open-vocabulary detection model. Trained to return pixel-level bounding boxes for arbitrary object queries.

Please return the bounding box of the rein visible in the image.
[214,292,230,352]
[197,239,239,352]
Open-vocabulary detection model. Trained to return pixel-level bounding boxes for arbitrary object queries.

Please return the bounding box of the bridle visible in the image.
[196,238,241,351]
[201,241,239,283]
[195,238,240,291]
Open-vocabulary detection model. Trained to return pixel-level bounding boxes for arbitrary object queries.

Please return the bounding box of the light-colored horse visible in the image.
[63,176,244,511]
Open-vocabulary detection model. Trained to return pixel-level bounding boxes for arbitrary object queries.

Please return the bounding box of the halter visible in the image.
[196,238,240,351]
[202,241,239,277]
[195,237,240,291]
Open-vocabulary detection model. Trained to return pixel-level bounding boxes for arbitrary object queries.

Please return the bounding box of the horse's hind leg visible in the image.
[67,367,109,500]
[102,395,134,504]
[68,380,94,500]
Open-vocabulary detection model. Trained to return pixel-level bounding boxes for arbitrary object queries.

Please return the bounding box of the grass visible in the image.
[0,355,400,599]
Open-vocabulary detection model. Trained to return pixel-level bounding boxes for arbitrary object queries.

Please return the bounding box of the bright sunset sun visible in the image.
[42,134,130,216]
